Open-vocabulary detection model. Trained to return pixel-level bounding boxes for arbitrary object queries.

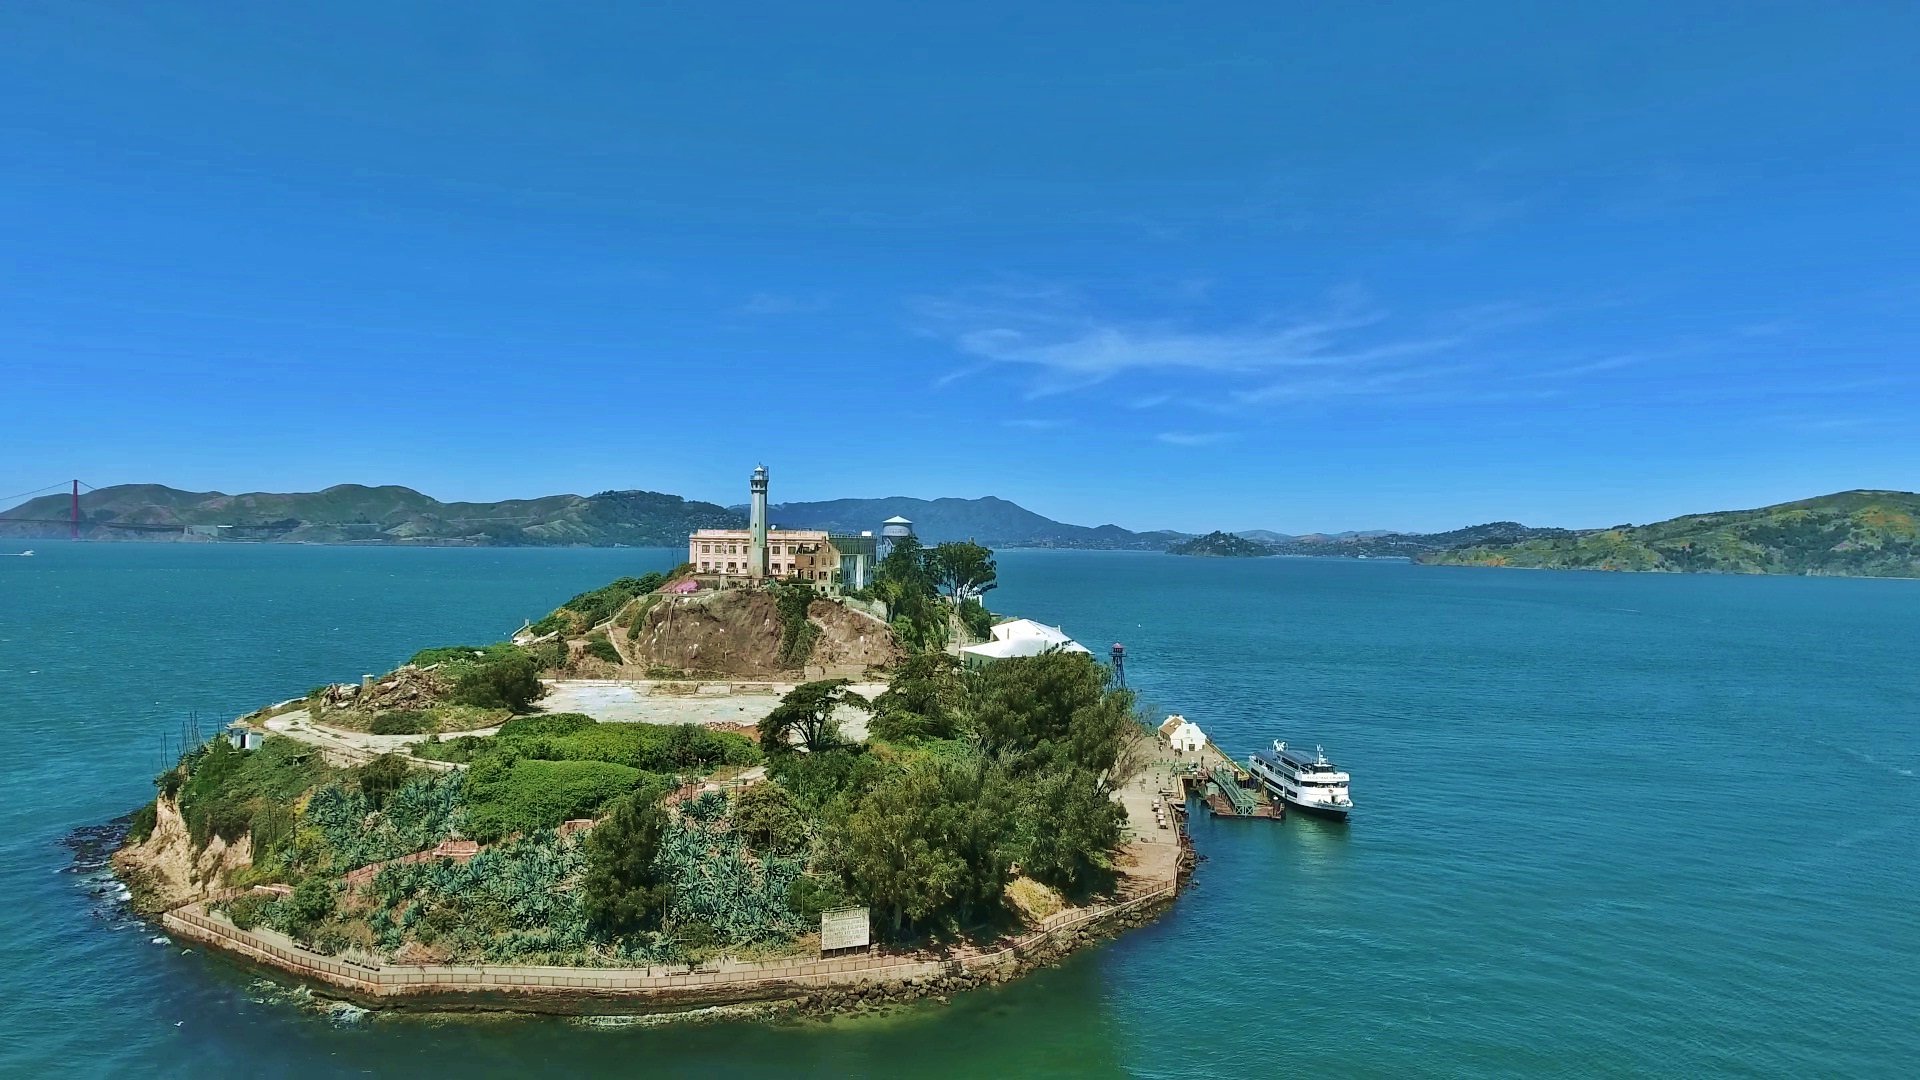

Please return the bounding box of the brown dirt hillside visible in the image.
[625,589,901,676]
[112,797,252,914]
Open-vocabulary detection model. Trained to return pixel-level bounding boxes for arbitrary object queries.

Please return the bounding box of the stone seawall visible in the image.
[162,884,1178,1016]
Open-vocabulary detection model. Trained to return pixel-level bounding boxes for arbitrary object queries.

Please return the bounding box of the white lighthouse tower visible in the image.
[748,465,770,580]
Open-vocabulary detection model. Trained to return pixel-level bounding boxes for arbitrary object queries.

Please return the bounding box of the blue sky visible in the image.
[2,3,1915,533]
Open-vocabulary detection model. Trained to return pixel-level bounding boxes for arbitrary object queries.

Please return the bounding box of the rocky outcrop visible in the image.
[111,797,252,914]
[626,589,901,676]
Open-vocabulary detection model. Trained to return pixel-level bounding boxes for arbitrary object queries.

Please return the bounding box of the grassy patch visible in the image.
[463,758,650,842]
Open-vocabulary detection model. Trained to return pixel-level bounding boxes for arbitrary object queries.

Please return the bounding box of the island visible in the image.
[1166,531,1275,557]
[1421,490,1920,577]
[110,535,1191,1018]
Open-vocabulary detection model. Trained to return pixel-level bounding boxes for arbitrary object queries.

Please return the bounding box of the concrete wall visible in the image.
[162,882,1177,1013]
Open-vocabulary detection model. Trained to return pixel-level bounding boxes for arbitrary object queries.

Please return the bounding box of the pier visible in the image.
[1160,738,1285,821]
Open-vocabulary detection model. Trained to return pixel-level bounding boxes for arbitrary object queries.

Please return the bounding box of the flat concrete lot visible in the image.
[540,679,885,739]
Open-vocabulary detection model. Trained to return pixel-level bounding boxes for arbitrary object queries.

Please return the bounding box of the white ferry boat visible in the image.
[1249,740,1354,819]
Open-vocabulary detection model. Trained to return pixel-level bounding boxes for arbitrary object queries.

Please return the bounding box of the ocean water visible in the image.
[2,543,1916,1078]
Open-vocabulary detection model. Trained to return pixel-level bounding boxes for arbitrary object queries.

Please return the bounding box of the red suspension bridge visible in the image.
[0,480,93,540]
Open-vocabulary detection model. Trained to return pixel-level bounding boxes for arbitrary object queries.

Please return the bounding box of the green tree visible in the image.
[875,536,948,650]
[582,788,674,939]
[758,679,869,755]
[831,759,1013,935]
[1015,767,1126,895]
[356,753,413,811]
[283,877,337,940]
[451,650,547,712]
[733,783,810,855]
[970,651,1136,778]
[929,541,997,605]
[870,652,966,742]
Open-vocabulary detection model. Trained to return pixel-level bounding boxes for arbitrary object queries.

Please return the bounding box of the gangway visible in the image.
[1208,765,1259,816]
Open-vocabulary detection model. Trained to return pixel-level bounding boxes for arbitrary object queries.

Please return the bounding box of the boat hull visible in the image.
[1281,795,1352,820]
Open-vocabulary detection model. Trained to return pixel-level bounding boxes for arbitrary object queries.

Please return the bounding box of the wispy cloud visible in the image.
[1156,431,1233,446]
[915,284,1469,399]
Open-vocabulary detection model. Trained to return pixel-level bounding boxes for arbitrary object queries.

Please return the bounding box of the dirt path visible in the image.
[540,679,885,740]
[261,713,493,769]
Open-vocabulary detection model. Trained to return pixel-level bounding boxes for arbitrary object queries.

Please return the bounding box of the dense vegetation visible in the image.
[874,536,1000,649]
[529,573,668,637]
[1166,530,1275,557]
[1423,491,1920,577]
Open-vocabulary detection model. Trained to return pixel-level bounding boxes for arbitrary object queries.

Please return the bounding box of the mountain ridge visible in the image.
[0,483,1185,550]
[1421,490,1920,577]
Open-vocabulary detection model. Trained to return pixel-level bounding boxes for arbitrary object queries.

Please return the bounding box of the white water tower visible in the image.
[880,515,914,556]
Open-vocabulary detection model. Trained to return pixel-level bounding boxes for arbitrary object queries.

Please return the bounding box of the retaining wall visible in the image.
[161,883,1176,1014]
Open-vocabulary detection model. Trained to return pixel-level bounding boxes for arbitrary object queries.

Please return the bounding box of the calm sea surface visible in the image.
[2,543,1916,1077]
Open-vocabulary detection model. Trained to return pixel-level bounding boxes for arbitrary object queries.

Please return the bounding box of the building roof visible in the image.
[1169,720,1206,743]
[960,618,1092,660]
[882,515,913,525]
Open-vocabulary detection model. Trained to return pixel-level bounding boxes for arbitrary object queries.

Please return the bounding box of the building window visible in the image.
[701,543,711,554]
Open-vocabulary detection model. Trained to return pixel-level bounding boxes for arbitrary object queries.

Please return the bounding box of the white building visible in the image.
[959,618,1092,663]
[1158,714,1207,753]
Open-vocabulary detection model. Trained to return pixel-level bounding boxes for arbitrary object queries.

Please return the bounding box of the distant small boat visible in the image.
[5,550,33,557]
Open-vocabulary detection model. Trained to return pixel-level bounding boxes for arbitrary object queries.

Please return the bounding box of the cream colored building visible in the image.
[690,528,840,584]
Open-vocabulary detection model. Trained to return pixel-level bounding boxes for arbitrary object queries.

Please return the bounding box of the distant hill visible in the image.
[1234,528,1397,544]
[0,484,741,546]
[0,484,1186,550]
[1422,491,1920,577]
[763,496,1187,550]
[1229,521,1574,559]
[1168,531,1275,557]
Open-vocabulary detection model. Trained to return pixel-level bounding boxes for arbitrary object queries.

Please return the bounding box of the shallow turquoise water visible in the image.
[3,543,1916,1077]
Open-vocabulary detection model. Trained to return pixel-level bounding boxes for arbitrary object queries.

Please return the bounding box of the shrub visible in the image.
[584,633,622,665]
[484,715,758,772]
[370,710,429,735]
[225,891,271,931]
[126,801,158,844]
[529,575,667,636]
[450,650,545,712]
[497,713,598,739]
[356,753,414,810]
[775,584,820,668]
[409,645,488,668]
[462,758,647,842]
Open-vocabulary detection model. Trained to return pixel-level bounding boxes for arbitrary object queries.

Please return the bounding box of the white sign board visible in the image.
[820,906,871,954]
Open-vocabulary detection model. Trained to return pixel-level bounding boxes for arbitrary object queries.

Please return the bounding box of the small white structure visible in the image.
[226,724,264,751]
[960,618,1093,663]
[1158,714,1208,754]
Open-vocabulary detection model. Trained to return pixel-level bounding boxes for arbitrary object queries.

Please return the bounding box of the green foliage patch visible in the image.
[529,574,668,636]
[461,757,649,843]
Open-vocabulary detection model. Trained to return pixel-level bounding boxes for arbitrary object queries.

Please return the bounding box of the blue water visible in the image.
[3,543,1917,1077]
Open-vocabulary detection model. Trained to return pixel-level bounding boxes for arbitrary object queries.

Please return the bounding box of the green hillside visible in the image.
[1167,531,1274,557]
[0,483,1187,549]
[0,484,742,546]
[1423,490,1920,577]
